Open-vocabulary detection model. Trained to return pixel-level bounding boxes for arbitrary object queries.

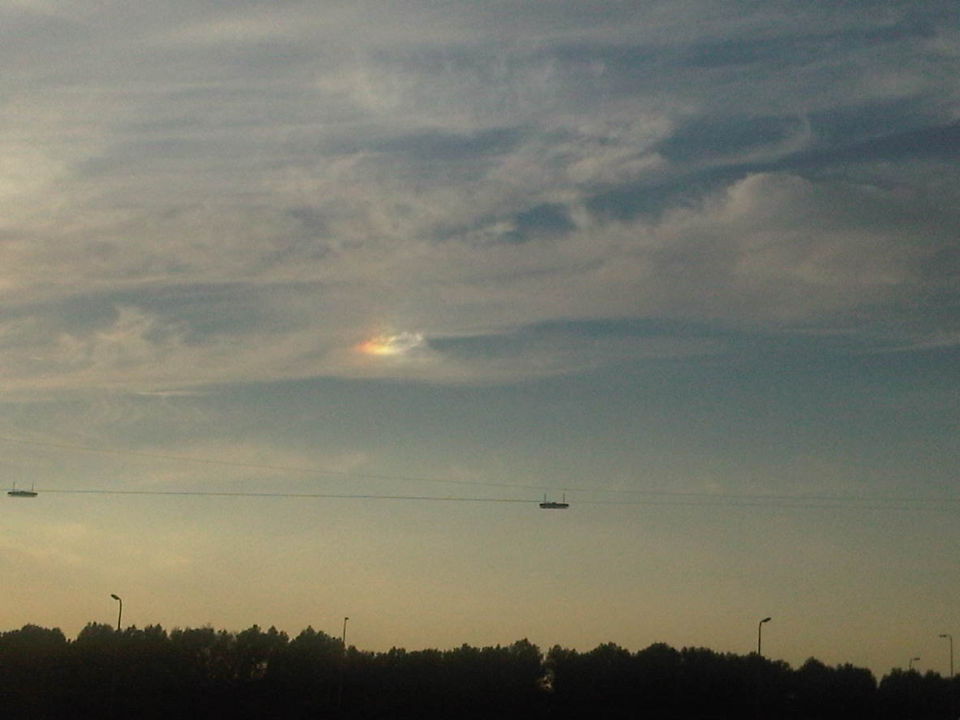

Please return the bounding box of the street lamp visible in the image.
[940,634,954,677]
[338,617,349,708]
[110,594,123,632]
[757,617,771,657]
[909,657,920,671]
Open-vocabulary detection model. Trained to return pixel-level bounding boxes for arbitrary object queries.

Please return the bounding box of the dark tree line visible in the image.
[1,623,957,719]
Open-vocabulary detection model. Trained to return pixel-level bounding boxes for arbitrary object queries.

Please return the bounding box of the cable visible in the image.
[2,434,959,509]
[17,488,959,512]
[0,435,549,492]
[576,498,959,511]
[43,488,535,503]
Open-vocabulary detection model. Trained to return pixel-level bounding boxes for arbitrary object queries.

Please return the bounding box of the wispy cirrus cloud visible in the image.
[0,1,957,393]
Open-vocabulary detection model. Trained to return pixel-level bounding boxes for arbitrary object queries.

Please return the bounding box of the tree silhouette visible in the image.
[2,622,957,719]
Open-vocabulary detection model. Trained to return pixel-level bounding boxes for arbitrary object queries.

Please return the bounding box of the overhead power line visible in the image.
[2,434,959,510]
[43,489,536,503]
[0,435,548,491]
[15,487,960,512]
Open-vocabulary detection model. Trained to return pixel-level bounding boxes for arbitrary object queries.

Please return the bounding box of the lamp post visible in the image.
[110,594,123,632]
[943,634,958,718]
[338,617,349,708]
[909,657,920,671]
[757,617,771,657]
[940,634,954,677]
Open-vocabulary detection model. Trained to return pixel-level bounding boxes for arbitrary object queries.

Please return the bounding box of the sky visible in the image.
[1,0,959,677]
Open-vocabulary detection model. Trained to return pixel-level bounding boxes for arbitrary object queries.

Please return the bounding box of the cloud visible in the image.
[1,164,956,392]
[0,1,956,392]
[357,332,426,357]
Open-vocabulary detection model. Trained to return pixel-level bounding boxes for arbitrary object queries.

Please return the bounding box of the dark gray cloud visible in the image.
[498,203,577,245]
[425,315,944,381]
[658,115,807,162]
[791,121,960,165]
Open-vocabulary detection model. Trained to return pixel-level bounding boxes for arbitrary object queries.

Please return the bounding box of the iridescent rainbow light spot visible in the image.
[357,332,424,357]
